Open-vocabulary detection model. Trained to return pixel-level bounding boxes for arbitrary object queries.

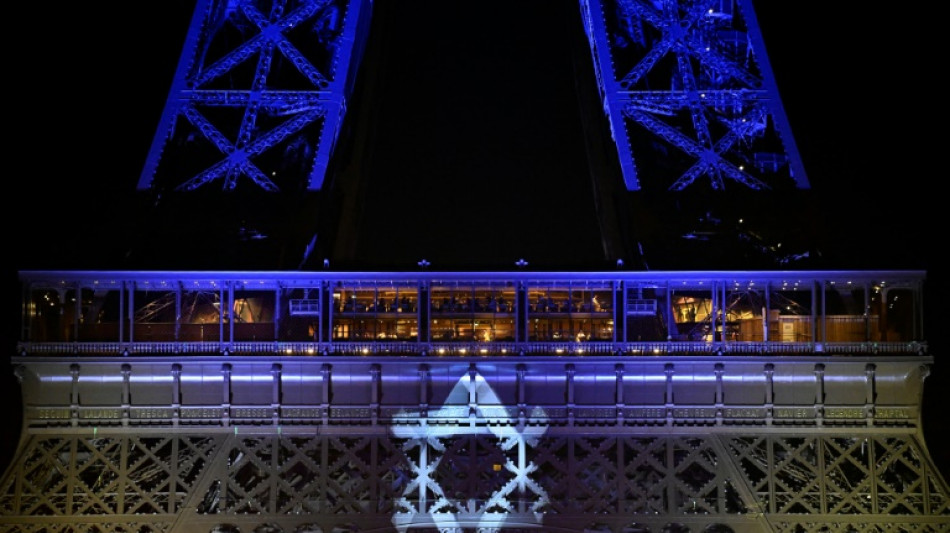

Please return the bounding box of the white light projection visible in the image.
[389,366,551,532]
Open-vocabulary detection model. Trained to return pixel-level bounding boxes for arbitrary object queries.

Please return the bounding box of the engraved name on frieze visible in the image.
[35,408,71,419]
[874,407,911,419]
[180,407,223,418]
[130,407,174,419]
[774,407,816,419]
[673,407,717,418]
[281,407,323,418]
[79,408,122,419]
[824,407,866,419]
[330,407,371,417]
[231,407,271,418]
[723,407,767,418]
[624,407,665,418]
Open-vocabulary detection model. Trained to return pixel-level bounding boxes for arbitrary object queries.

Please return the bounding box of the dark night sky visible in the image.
[5,1,945,477]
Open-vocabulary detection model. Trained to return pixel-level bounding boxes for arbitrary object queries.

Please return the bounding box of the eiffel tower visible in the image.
[4,1,947,532]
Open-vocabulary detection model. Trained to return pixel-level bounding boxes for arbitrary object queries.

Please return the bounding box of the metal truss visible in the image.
[138,0,371,192]
[2,358,948,532]
[2,431,947,532]
[141,0,807,195]
[579,0,810,191]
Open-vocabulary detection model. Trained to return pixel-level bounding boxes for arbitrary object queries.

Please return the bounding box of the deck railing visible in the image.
[16,339,928,357]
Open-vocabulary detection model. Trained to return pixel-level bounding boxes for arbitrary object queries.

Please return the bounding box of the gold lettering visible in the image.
[724,408,764,418]
[80,409,121,419]
[673,408,716,418]
[775,408,813,419]
[131,408,172,419]
[875,407,910,419]
[283,407,322,418]
[36,408,70,419]
[181,408,221,418]
[825,408,865,419]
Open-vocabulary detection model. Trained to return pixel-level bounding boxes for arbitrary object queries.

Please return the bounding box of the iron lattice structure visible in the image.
[1,356,948,532]
[138,0,371,192]
[5,269,946,531]
[579,0,809,191]
[138,0,807,194]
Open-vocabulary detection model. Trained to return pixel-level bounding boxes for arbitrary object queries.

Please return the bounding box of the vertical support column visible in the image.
[820,279,827,347]
[516,363,526,423]
[171,363,182,426]
[865,363,876,427]
[810,280,818,345]
[73,285,81,342]
[721,281,727,347]
[418,280,429,346]
[864,282,871,343]
[118,281,125,344]
[666,281,673,342]
[70,363,80,426]
[565,363,576,424]
[664,363,675,423]
[175,284,182,343]
[370,364,380,425]
[615,363,624,423]
[274,285,282,342]
[320,280,330,348]
[271,363,282,424]
[128,281,135,344]
[764,283,771,343]
[764,365,776,514]
[714,363,724,419]
[321,281,329,346]
[764,363,774,425]
[468,363,478,419]
[222,363,232,426]
[517,281,527,345]
[710,281,718,345]
[218,285,226,349]
[121,363,131,425]
[228,281,235,345]
[616,280,624,344]
[321,363,331,424]
[418,364,430,419]
[318,283,325,344]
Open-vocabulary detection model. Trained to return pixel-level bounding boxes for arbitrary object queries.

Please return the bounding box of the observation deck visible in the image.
[6,269,946,532]
[18,269,927,358]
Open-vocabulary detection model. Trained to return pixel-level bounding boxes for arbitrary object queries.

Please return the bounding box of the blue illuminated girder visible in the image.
[580,0,809,191]
[139,0,371,192]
